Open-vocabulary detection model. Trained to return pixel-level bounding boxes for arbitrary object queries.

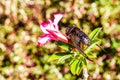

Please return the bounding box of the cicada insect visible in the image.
[66,25,93,61]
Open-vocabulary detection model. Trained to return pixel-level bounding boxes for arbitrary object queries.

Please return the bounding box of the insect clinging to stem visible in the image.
[66,25,93,61]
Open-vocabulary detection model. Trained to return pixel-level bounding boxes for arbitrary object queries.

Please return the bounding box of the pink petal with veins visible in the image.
[40,21,52,34]
[53,14,63,30]
[40,14,63,34]
[40,20,58,34]
[38,34,54,46]
[46,29,68,43]
[53,14,63,24]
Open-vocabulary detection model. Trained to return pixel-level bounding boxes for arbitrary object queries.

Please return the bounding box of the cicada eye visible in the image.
[66,27,71,35]
[66,25,75,35]
[65,27,69,34]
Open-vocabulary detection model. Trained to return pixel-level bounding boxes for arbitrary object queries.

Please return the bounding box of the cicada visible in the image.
[66,25,93,61]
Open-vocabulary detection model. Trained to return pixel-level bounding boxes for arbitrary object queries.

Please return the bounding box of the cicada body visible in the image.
[66,25,93,61]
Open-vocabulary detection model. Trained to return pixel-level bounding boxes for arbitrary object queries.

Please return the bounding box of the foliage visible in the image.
[48,27,101,75]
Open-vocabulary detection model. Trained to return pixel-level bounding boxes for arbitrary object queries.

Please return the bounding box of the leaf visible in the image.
[57,41,71,51]
[69,59,75,65]
[76,60,82,75]
[57,54,71,64]
[70,59,82,75]
[82,58,87,67]
[70,59,79,75]
[89,28,102,41]
[86,52,96,59]
[48,52,69,62]
[85,39,101,54]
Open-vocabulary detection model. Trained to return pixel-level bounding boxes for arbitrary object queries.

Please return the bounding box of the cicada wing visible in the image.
[71,35,93,62]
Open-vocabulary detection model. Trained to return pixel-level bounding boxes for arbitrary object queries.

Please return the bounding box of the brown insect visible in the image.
[66,25,93,61]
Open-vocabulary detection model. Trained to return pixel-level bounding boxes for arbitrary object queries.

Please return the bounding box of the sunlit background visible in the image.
[0,0,120,80]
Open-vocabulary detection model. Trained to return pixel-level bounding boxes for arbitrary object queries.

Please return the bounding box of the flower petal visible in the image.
[40,21,51,34]
[38,34,53,46]
[40,20,58,34]
[46,29,68,43]
[53,13,63,30]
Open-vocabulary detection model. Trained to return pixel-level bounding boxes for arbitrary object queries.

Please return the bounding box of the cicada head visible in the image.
[66,25,76,36]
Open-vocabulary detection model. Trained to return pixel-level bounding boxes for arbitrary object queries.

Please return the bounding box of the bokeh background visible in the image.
[0,0,120,80]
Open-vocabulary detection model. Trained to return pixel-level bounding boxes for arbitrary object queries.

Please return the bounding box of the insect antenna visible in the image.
[96,44,107,53]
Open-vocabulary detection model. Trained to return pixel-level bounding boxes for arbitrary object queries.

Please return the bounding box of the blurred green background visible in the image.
[0,0,120,80]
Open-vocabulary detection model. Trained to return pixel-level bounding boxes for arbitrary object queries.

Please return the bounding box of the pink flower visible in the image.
[38,13,68,46]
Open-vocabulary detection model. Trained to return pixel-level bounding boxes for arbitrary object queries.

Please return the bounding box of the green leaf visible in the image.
[70,59,82,75]
[69,59,75,65]
[57,41,71,51]
[89,28,102,41]
[70,59,79,75]
[82,58,87,67]
[76,60,82,75]
[48,52,69,62]
[85,39,101,54]
[86,52,96,59]
[57,54,71,64]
